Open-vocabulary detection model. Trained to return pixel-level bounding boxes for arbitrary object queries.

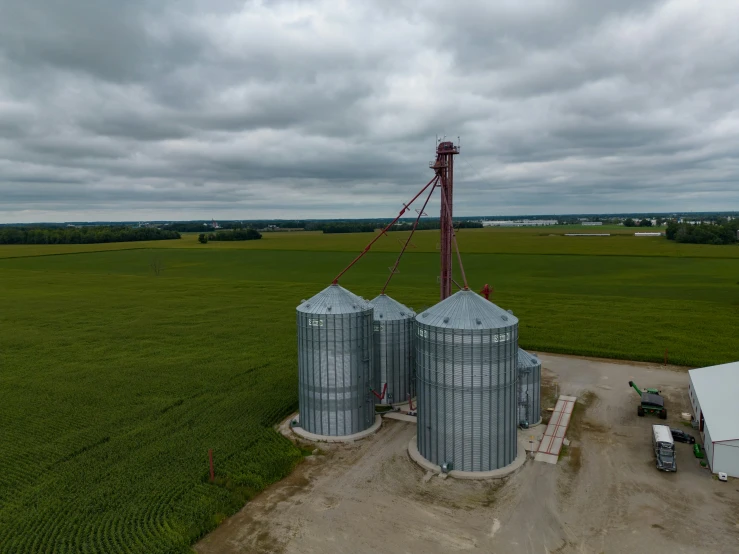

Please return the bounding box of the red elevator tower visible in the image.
[430,140,460,299]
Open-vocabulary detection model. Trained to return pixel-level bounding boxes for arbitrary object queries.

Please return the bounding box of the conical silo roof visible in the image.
[416,289,518,330]
[517,348,540,368]
[297,284,372,315]
[370,294,415,321]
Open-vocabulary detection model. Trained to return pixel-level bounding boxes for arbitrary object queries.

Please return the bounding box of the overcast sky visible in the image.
[1,0,738,222]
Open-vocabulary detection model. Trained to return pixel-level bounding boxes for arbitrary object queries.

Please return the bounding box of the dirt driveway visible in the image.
[195,354,739,554]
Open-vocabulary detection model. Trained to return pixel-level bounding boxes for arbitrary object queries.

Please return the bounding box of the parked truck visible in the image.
[628,380,667,419]
[652,424,676,471]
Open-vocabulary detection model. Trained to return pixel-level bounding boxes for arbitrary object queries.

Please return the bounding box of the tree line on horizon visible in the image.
[666,219,739,245]
[198,228,262,243]
[0,226,181,245]
[311,220,483,234]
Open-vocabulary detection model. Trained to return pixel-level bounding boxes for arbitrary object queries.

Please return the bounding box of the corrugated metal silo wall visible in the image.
[297,309,376,436]
[416,323,519,471]
[373,317,415,405]
[518,360,541,425]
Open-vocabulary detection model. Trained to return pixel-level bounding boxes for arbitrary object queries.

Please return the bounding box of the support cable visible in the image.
[438,180,469,289]
[331,175,440,284]
[380,178,439,294]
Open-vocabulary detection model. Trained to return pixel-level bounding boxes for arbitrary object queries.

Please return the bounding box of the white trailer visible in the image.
[652,425,676,472]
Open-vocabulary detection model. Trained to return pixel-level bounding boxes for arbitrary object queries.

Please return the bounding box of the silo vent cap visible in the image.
[443,317,450,323]
[327,306,332,311]
[476,318,482,325]
[422,312,428,318]
[501,315,508,321]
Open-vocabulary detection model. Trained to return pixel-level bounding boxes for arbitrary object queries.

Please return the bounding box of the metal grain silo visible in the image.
[370,294,415,406]
[517,349,541,426]
[416,290,519,472]
[297,284,375,436]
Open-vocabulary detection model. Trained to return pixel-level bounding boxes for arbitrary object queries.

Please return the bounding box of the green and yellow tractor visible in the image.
[628,381,667,419]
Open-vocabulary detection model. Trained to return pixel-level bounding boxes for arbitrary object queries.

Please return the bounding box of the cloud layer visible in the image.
[1,0,738,222]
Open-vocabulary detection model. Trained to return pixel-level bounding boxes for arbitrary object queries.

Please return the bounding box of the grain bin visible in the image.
[416,290,519,472]
[517,349,541,426]
[297,284,375,436]
[370,294,415,405]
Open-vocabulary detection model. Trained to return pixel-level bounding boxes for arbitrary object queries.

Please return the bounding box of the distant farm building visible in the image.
[581,222,603,226]
[688,362,739,478]
[634,232,663,237]
[481,219,557,227]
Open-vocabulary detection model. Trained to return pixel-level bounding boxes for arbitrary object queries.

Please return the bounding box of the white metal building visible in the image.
[688,361,739,477]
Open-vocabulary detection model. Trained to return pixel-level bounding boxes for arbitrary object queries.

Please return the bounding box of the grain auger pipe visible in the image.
[331,175,439,285]
[629,380,661,395]
[381,179,438,294]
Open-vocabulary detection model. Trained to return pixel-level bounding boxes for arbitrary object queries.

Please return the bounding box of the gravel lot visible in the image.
[195,354,739,554]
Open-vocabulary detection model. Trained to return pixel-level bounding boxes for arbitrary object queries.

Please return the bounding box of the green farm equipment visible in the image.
[693,444,705,459]
[628,381,667,419]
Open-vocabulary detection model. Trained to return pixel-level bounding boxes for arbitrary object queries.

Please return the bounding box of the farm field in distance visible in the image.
[1,226,738,553]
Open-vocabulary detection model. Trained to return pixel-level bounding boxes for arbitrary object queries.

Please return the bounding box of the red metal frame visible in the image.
[371,382,388,401]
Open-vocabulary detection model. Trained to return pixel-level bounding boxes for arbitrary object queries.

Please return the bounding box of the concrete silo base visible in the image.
[407,435,527,479]
[289,414,383,443]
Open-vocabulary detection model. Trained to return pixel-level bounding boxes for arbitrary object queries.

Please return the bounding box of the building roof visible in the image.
[652,425,673,444]
[370,294,414,321]
[297,284,372,315]
[689,361,739,442]
[517,349,540,369]
[416,289,518,330]
[642,393,664,408]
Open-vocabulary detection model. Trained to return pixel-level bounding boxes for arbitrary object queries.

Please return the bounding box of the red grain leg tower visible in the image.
[430,140,460,300]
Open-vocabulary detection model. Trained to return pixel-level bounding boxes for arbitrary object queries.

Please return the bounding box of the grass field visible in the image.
[1,227,738,552]
[3,226,739,259]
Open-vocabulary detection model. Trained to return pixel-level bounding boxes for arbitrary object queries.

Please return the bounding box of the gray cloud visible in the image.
[1,0,739,222]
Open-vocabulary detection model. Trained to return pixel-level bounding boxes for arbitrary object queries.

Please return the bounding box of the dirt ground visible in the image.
[195,354,739,554]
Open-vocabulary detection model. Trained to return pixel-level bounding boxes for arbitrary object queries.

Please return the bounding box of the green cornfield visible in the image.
[1,227,737,552]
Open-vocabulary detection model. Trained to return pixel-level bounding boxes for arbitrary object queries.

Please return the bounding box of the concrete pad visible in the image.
[527,417,544,428]
[290,414,382,443]
[521,429,542,452]
[408,435,527,480]
[534,452,559,464]
[383,412,417,423]
[536,395,577,464]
